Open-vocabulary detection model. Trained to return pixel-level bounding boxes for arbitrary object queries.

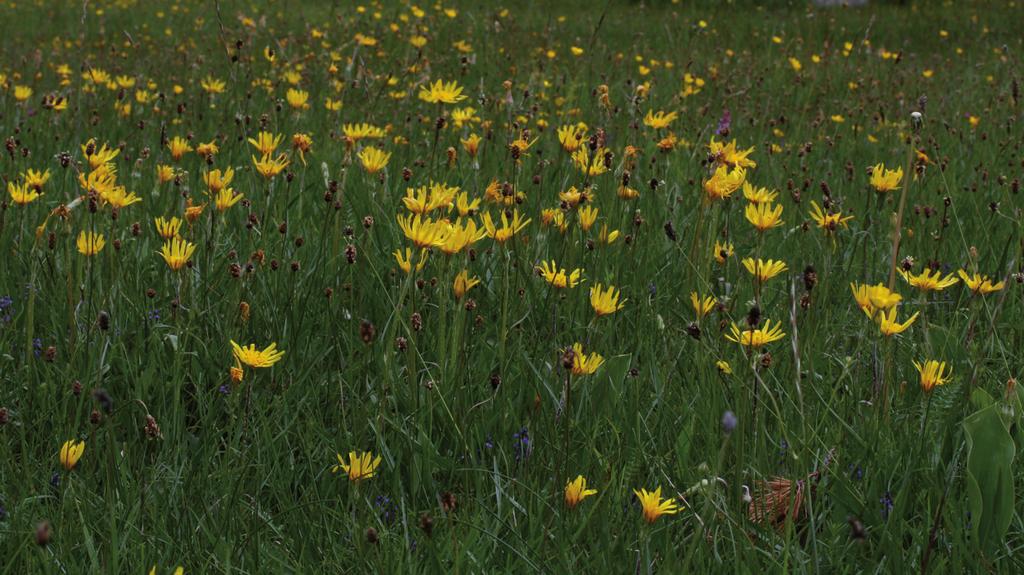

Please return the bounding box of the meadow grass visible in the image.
[0,0,1023,572]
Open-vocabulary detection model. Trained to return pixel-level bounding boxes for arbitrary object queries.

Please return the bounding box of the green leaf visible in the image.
[963,404,1016,555]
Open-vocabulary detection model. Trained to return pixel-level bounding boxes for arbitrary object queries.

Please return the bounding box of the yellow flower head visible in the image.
[358,147,391,174]
[634,486,679,524]
[725,319,786,348]
[230,340,285,368]
[160,237,197,271]
[286,88,310,110]
[557,124,587,153]
[8,182,41,206]
[742,182,778,205]
[713,241,734,264]
[332,450,382,482]
[154,216,182,240]
[590,283,626,317]
[745,201,784,232]
[82,139,120,170]
[877,308,919,337]
[204,168,235,193]
[60,439,86,471]
[808,200,853,233]
[453,270,481,300]
[850,282,902,318]
[461,133,482,158]
[568,343,604,376]
[418,79,467,104]
[394,248,428,275]
[957,270,1005,295]
[482,209,531,243]
[703,165,746,201]
[914,359,952,392]
[439,218,487,255]
[742,257,788,283]
[643,110,678,130]
[23,169,51,191]
[253,153,290,179]
[870,163,903,193]
[167,136,193,161]
[565,475,598,509]
[76,231,105,256]
[708,137,756,169]
[397,214,449,249]
[247,131,284,156]
[691,292,717,320]
[899,268,959,292]
[577,205,599,232]
[538,260,584,289]
[215,188,243,212]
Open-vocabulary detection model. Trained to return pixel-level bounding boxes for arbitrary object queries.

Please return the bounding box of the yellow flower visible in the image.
[745,201,784,232]
[482,210,531,243]
[148,566,184,575]
[850,282,902,318]
[60,439,86,471]
[167,137,193,161]
[154,216,182,239]
[8,182,41,206]
[403,182,459,214]
[292,133,313,165]
[76,231,105,256]
[397,214,449,249]
[160,237,196,271]
[703,165,746,201]
[101,186,143,209]
[358,147,391,174]
[247,131,284,156]
[418,79,467,104]
[573,147,609,177]
[568,343,604,375]
[230,341,286,368]
[713,241,734,264]
[716,360,733,375]
[252,153,290,179]
[195,141,219,159]
[808,200,853,233]
[201,75,226,94]
[870,163,903,193]
[914,360,952,392]
[577,205,599,232]
[450,107,479,128]
[564,475,598,509]
[742,257,788,283]
[13,85,33,102]
[708,137,756,169]
[725,320,786,348]
[742,182,778,205]
[559,185,590,208]
[453,270,480,300]
[557,124,587,153]
[590,284,626,317]
[331,451,382,482]
[394,247,428,274]
[23,169,51,191]
[538,260,584,289]
[643,110,678,130]
[957,270,1005,295]
[184,200,206,224]
[286,88,310,110]
[156,164,176,184]
[82,139,120,169]
[899,268,959,292]
[691,292,716,320]
[634,487,679,524]
[439,219,487,255]
[455,192,481,216]
[342,123,385,142]
[461,134,482,158]
[598,224,620,245]
[877,308,919,337]
[215,188,243,212]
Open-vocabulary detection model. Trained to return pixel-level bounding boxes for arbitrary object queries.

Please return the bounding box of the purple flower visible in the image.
[512,427,532,462]
[880,491,894,520]
[716,109,732,136]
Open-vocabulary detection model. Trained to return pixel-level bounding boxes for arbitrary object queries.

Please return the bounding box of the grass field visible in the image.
[1,0,1023,572]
